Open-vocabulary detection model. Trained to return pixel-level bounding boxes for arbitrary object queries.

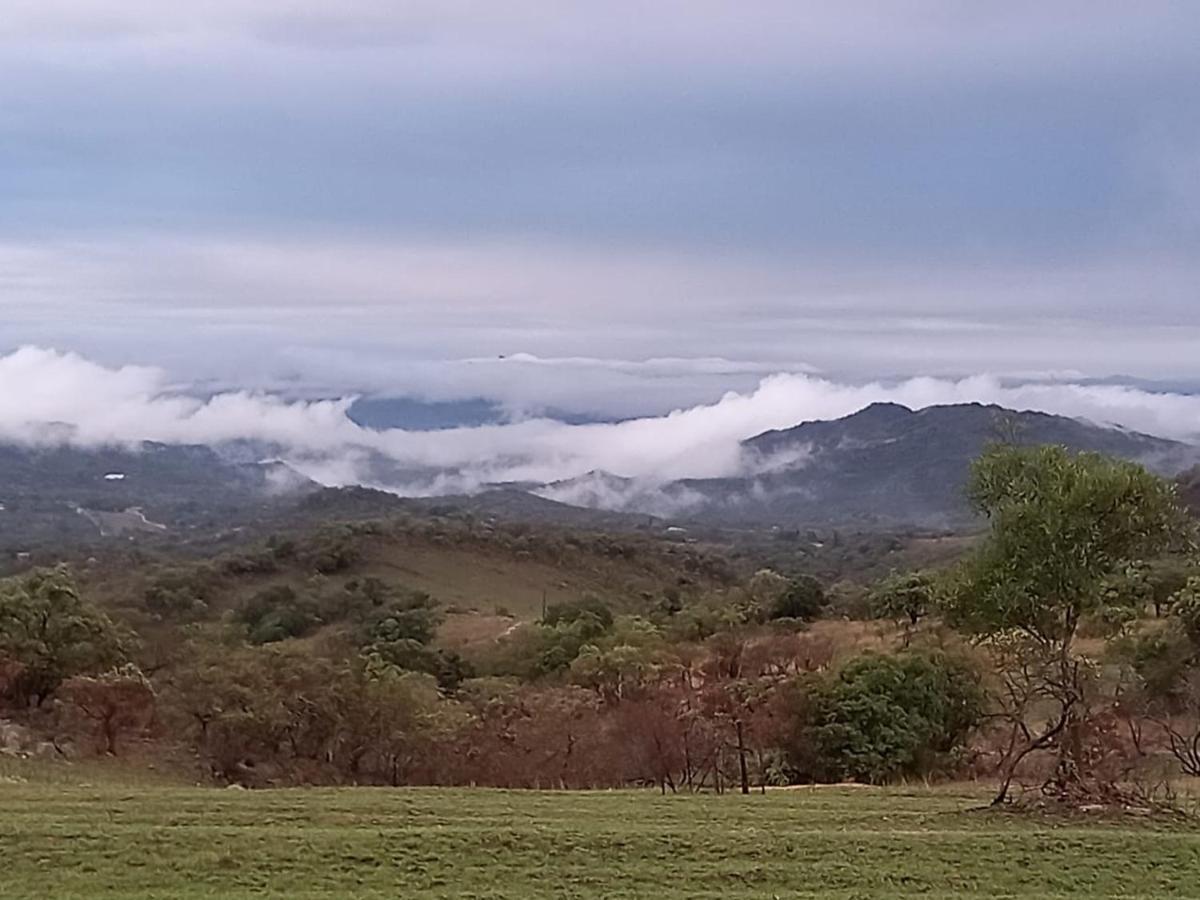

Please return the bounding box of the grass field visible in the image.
[4,763,1200,899]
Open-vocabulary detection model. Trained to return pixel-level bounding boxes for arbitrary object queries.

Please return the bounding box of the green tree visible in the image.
[0,567,125,706]
[769,576,826,622]
[343,658,445,785]
[869,571,937,628]
[543,596,614,633]
[236,585,321,644]
[792,650,984,784]
[943,445,1192,803]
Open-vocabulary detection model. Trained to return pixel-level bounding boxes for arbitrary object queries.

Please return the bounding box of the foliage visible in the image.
[0,567,126,706]
[869,571,937,626]
[768,575,826,622]
[142,565,217,620]
[791,650,984,784]
[942,444,1192,802]
[543,596,614,633]
[1170,575,1200,644]
[297,528,362,575]
[59,663,156,755]
[570,617,668,700]
[360,589,442,647]
[235,585,322,644]
[1117,575,1200,778]
[944,446,1191,641]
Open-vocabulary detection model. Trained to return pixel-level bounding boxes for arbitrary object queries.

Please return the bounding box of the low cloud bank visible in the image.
[2,347,1199,497]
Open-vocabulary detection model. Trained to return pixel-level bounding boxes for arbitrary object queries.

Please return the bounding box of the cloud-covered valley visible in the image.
[3,347,1200,503]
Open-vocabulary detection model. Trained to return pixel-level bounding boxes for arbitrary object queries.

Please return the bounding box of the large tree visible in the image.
[0,567,125,706]
[944,445,1192,804]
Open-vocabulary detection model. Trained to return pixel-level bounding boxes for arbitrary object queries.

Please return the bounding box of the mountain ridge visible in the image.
[538,402,1198,528]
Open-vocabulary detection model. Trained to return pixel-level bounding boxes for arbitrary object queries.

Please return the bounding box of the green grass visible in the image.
[3,770,1200,898]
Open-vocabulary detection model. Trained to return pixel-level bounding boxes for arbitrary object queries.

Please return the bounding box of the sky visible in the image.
[1,3,1199,489]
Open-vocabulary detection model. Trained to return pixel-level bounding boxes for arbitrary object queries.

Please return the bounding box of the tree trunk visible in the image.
[103,715,118,756]
[735,720,750,796]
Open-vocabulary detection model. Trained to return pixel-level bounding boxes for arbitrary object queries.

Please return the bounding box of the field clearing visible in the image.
[3,764,1200,899]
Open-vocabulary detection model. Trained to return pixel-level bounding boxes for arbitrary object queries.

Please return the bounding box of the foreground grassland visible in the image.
[3,769,1200,899]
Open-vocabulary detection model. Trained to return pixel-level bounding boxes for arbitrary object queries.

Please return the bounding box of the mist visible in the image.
[2,347,1199,500]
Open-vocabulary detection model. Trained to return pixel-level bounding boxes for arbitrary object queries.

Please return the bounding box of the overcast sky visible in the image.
[2,2,1199,412]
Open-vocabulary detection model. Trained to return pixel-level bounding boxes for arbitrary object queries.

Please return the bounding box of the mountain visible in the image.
[1178,466,1200,516]
[540,403,1199,529]
[1,402,1195,558]
[0,441,318,557]
[0,440,662,569]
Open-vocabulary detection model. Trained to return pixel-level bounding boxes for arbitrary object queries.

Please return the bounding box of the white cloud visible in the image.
[1,347,1199,502]
[5,235,1200,392]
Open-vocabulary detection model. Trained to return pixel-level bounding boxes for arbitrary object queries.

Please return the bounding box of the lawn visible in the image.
[3,768,1200,899]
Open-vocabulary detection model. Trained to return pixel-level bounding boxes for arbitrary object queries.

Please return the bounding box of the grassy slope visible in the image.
[3,765,1199,899]
[80,526,729,652]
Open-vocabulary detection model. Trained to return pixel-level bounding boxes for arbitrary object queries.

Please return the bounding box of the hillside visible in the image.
[2,403,1195,557]
[543,403,1197,529]
[0,441,316,562]
[79,513,736,658]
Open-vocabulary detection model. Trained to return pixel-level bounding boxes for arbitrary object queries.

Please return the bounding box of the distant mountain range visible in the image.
[0,403,1196,557]
[536,402,1199,528]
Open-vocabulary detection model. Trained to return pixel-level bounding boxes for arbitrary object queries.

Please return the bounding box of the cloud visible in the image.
[2,347,1199,504]
[1,4,1197,389]
[5,235,1200,394]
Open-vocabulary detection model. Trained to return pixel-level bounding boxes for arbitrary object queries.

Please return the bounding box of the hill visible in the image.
[78,512,736,658]
[542,403,1197,529]
[0,441,318,562]
[1,403,1195,555]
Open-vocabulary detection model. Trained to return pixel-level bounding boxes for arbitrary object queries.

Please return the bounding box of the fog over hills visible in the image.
[2,391,1196,547]
[539,403,1197,528]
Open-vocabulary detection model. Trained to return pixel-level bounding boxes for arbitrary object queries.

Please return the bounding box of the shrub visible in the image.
[143,566,217,619]
[789,650,984,784]
[236,585,321,644]
[298,530,362,575]
[362,591,441,646]
[543,596,614,636]
[769,576,826,622]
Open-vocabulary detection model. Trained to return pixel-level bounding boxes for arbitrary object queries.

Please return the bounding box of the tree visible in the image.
[60,664,155,755]
[543,596,614,632]
[1146,558,1195,617]
[236,585,321,644]
[0,567,125,706]
[870,571,937,628]
[943,445,1192,804]
[768,576,826,622]
[789,650,984,784]
[1118,576,1200,778]
[335,657,444,785]
[570,616,667,702]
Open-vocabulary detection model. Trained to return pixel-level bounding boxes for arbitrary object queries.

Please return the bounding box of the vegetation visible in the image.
[3,779,1200,899]
[6,440,1200,900]
[4,442,1200,818]
[869,570,937,627]
[943,445,1193,804]
[789,650,985,784]
[0,567,126,706]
